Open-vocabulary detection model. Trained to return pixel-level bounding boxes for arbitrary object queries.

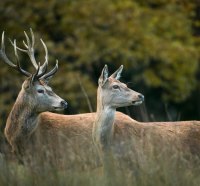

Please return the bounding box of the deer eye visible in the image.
[37,89,45,94]
[113,85,119,89]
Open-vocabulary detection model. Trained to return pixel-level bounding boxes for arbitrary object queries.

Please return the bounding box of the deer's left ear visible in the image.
[40,60,59,84]
[110,65,123,80]
[41,76,52,85]
[98,65,109,86]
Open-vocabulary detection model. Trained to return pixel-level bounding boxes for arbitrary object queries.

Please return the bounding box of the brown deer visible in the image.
[0,30,134,156]
[36,65,200,169]
[92,65,200,161]
[92,65,145,176]
[38,65,200,159]
[1,30,200,161]
[92,65,144,153]
[0,30,68,154]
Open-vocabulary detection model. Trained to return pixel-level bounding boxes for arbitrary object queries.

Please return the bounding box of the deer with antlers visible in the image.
[0,29,68,154]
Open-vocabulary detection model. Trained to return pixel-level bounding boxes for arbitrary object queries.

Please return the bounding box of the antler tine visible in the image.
[13,39,31,77]
[0,32,30,76]
[36,60,48,79]
[13,39,19,60]
[23,30,31,49]
[23,29,38,69]
[9,38,27,53]
[41,60,58,80]
[35,62,41,77]
[40,38,48,72]
[31,62,41,84]
[0,32,31,77]
[30,28,35,48]
[22,40,28,48]
[0,32,17,68]
[40,39,48,65]
[1,31,5,51]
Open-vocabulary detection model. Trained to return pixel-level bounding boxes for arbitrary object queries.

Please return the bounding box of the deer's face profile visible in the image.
[21,79,67,113]
[98,65,144,109]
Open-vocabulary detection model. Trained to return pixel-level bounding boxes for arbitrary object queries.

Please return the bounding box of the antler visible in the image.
[0,29,59,83]
[0,32,31,77]
[42,60,58,80]
[9,28,48,76]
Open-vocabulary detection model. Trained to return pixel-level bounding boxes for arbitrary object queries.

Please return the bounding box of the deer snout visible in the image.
[61,100,68,109]
[138,94,144,102]
[132,93,144,106]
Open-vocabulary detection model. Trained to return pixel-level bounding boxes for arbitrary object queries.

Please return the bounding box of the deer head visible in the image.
[0,29,68,113]
[98,65,144,109]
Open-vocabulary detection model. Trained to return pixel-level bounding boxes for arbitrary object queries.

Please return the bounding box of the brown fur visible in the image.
[3,65,200,159]
[34,112,200,156]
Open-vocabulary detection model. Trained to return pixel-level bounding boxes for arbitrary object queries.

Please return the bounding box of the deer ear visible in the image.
[41,76,52,85]
[110,65,123,80]
[40,60,58,84]
[22,78,32,90]
[98,65,109,86]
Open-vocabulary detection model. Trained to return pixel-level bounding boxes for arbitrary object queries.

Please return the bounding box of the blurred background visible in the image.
[0,0,200,135]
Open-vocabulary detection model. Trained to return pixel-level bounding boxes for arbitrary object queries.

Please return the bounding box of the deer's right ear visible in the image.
[22,78,32,90]
[98,65,109,86]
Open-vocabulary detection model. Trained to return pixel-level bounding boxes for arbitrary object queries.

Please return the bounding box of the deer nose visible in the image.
[138,94,144,101]
[61,100,68,109]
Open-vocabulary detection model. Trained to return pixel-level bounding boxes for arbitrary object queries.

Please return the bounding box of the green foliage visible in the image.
[0,0,200,128]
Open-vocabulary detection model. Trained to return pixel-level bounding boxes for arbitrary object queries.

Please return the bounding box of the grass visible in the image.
[1,132,200,186]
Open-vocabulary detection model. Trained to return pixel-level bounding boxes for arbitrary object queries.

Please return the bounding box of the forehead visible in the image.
[35,80,52,90]
[108,77,127,87]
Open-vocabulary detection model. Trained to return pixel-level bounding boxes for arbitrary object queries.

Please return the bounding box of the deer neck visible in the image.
[93,91,116,153]
[5,91,39,139]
